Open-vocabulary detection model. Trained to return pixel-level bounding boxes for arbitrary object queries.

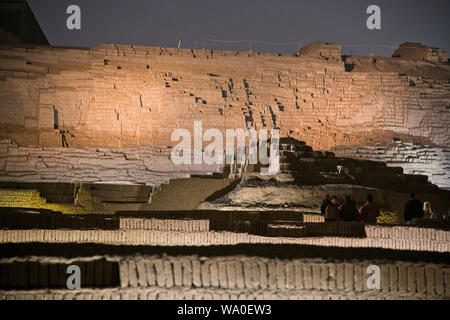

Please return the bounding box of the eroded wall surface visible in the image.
[0,43,449,187]
[333,141,450,190]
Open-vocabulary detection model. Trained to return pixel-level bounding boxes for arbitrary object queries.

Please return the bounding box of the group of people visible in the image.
[403,192,439,224]
[320,192,448,224]
[320,193,380,223]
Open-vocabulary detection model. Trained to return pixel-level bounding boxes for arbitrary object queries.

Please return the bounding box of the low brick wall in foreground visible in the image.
[0,255,449,300]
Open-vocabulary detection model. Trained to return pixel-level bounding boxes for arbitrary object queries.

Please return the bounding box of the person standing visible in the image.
[360,194,380,223]
[404,192,424,224]
[320,193,331,216]
[340,195,359,222]
[325,196,339,222]
[423,202,436,219]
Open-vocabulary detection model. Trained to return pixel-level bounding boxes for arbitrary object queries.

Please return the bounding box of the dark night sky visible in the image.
[28,0,450,56]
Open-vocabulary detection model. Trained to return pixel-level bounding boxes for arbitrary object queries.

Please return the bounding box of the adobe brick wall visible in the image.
[115,256,450,299]
[119,218,210,232]
[332,140,450,190]
[0,43,449,188]
[0,139,221,186]
[393,42,448,64]
[0,255,448,299]
[0,225,449,252]
[0,209,449,250]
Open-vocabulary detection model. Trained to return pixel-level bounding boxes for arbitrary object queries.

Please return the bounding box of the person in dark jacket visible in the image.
[404,192,424,224]
[325,196,339,222]
[320,193,331,216]
[340,195,359,221]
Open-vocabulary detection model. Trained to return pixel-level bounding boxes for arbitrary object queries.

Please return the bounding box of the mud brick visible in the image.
[172,260,183,286]
[444,268,450,298]
[267,261,277,289]
[202,293,213,300]
[183,291,195,300]
[191,260,201,287]
[326,263,336,291]
[62,292,74,300]
[212,293,225,300]
[258,261,268,289]
[225,261,236,289]
[111,292,121,300]
[153,259,165,287]
[235,261,245,289]
[119,260,129,288]
[319,264,329,291]
[145,261,156,286]
[427,228,434,241]
[344,263,354,292]
[11,229,19,242]
[444,232,450,242]
[434,269,444,296]
[217,260,227,288]
[381,265,390,293]
[312,264,321,290]
[127,259,138,287]
[398,264,408,293]
[250,262,260,289]
[92,293,103,300]
[120,292,130,300]
[425,267,436,295]
[444,231,450,242]
[130,218,138,229]
[243,261,252,289]
[200,261,210,287]
[276,260,286,289]
[412,266,425,294]
[119,218,127,229]
[74,292,86,300]
[353,264,363,292]
[407,267,416,293]
[182,259,193,287]
[335,263,344,291]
